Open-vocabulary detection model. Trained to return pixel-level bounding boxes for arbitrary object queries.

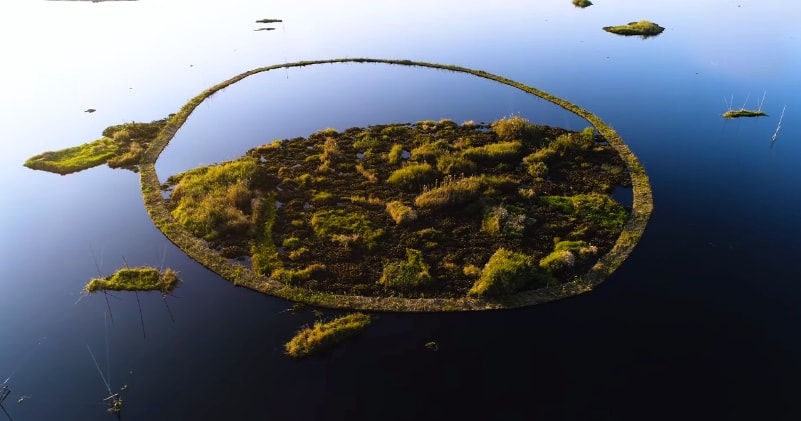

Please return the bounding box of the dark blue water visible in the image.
[1,1,800,420]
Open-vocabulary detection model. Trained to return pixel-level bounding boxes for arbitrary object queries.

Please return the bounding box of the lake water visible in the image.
[1,0,800,419]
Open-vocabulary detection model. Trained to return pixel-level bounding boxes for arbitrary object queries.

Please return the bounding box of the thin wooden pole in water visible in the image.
[121,256,147,339]
[135,292,146,339]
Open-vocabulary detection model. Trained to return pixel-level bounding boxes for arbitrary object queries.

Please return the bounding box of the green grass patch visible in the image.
[414,175,484,209]
[387,143,404,164]
[461,140,522,162]
[86,267,179,293]
[467,248,552,297]
[285,313,371,358]
[251,194,281,275]
[540,193,628,231]
[272,264,326,285]
[311,209,384,249]
[378,249,432,290]
[386,163,438,188]
[170,159,257,241]
[385,200,417,225]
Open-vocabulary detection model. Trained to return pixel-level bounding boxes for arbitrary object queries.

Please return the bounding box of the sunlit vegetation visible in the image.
[540,193,629,232]
[603,20,665,37]
[386,163,438,188]
[24,119,168,175]
[310,209,384,249]
[572,0,592,7]
[386,200,417,225]
[85,267,180,293]
[378,248,432,290]
[467,248,553,297]
[168,159,258,241]
[284,313,371,358]
[722,109,767,119]
[154,115,631,300]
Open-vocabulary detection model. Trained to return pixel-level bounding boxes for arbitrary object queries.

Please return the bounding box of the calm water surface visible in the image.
[1,1,800,419]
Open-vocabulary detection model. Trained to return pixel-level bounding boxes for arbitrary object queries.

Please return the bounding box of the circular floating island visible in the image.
[27,58,652,311]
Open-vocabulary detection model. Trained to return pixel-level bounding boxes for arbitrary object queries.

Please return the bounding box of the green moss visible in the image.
[85,267,180,293]
[272,264,326,285]
[251,194,281,275]
[284,313,371,358]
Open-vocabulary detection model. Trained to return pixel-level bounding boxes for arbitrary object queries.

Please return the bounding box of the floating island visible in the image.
[163,116,631,301]
[722,109,767,119]
[25,58,653,311]
[603,20,665,37]
[572,0,592,8]
[85,266,180,294]
[285,313,371,358]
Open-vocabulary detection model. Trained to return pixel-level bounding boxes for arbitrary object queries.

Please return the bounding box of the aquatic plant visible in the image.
[572,0,592,8]
[284,313,371,358]
[86,267,179,293]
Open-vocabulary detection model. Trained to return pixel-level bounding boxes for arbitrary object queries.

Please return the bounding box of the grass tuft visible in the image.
[285,313,371,358]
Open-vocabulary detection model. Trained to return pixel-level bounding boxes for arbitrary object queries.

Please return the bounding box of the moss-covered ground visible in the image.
[85,266,180,294]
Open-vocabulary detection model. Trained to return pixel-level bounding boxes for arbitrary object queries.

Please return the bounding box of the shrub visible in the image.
[386,201,418,225]
[468,248,543,297]
[490,115,541,143]
[355,163,378,183]
[411,140,454,163]
[436,153,477,175]
[481,205,527,237]
[386,163,438,188]
[378,249,432,290]
[527,161,548,178]
[353,132,380,150]
[461,140,522,162]
[284,313,371,358]
[414,175,483,209]
[539,250,576,272]
[387,144,404,164]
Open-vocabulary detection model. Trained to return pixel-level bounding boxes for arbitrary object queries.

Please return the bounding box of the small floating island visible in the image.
[285,313,371,358]
[572,0,592,8]
[24,119,168,175]
[722,109,767,119]
[85,266,180,293]
[603,20,665,37]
